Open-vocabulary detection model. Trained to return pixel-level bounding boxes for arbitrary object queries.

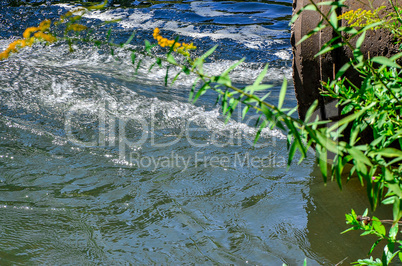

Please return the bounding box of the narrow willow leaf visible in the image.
[131,52,136,65]
[193,83,211,103]
[125,30,136,45]
[390,224,398,240]
[192,45,218,69]
[348,147,372,166]
[317,0,346,7]
[171,70,182,86]
[385,169,402,198]
[328,107,369,133]
[167,54,177,65]
[135,59,143,74]
[212,74,232,87]
[369,239,382,255]
[285,120,306,159]
[222,58,245,76]
[156,58,162,67]
[315,42,344,57]
[144,40,152,53]
[261,91,272,101]
[189,78,200,101]
[148,62,156,72]
[106,28,112,41]
[164,66,170,87]
[335,62,351,79]
[242,106,250,120]
[182,66,190,75]
[254,119,268,145]
[304,100,318,123]
[356,31,366,49]
[244,84,273,94]
[289,4,317,25]
[297,22,326,45]
[374,148,402,158]
[372,219,386,236]
[278,77,287,110]
[329,8,338,28]
[317,146,328,183]
[253,64,269,86]
[287,140,297,168]
[371,56,401,68]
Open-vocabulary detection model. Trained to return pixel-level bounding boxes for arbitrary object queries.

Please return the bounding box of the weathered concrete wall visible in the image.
[292,0,400,121]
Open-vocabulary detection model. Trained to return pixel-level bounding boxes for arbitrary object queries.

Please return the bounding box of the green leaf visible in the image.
[182,66,190,75]
[304,100,318,123]
[192,45,218,70]
[382,196,396,205]
[156,58,162,68]
[369,239,382,255]
[164,66,170,87]
[254,119,268,145]
[315,42,344,57]
[278,77,287,110]
[385,169,402,198]
[348,147,372,167]
[374,148,402,158]
[189,78,200,101]
[297,22,326,45]
[356,31,366,49]
[372,219,386,236]
[317,145,328,183]
[242,106,250,120]
[167,54,177,65]
[335,62,352,79]
[145,40,152,53]
[125,30,136,45]
[222,58,245,77]
[389,224,398,240]
[131,52,136,65]
[287,140,297,168]
[328,106,370,133]
[371,56,401,68]
[193,83,211,103]
[253,64,269,86]
[171,70,182,86]
[329,8,338,28]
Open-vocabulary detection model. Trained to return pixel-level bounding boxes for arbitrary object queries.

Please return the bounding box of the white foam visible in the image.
[274,49,292,60]
[190,2,230,18]
[83,9,130,21]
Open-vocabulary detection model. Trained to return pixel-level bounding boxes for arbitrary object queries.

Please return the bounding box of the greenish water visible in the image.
[0,1,392,264]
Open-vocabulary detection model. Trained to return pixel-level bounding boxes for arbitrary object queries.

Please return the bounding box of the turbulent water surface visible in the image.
[0,1,390,264]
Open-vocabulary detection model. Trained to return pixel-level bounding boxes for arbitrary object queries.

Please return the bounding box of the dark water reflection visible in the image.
[0,1,392,265]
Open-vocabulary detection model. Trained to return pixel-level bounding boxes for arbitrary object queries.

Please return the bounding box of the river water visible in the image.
[0,1,391,265]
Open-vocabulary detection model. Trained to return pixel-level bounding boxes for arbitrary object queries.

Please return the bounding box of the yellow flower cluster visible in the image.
[0,19,56,61]
[153,28,196,56]
[338,6,385,28]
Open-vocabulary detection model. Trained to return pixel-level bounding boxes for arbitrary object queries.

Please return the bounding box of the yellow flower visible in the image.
[153,28,197,56]
[23,27,39,39]
[34,32,57,43]
[0,50,10,60]
[0,19,57,61]
[39,19,51,31]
